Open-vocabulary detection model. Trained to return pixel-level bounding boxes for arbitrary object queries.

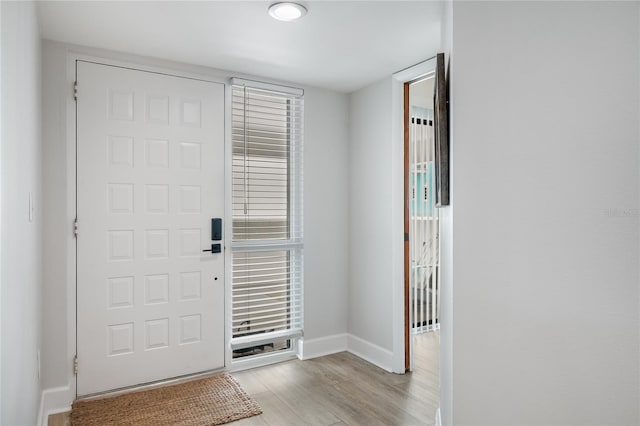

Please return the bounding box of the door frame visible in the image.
[404,80,411,372]
[67,52,231,398]
[392,57,437,373]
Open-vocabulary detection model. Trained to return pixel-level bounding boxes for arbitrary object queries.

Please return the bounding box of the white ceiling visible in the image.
[36,1,443,93]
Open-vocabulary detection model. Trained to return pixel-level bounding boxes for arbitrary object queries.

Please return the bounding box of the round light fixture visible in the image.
[268,2,307,22]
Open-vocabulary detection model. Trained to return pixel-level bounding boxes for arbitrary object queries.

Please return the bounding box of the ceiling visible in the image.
[36,1,443,93]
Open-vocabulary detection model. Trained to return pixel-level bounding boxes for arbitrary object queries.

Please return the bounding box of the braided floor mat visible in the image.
[71,373,262,425]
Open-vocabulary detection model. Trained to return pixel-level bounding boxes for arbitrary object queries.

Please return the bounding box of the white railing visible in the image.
[409,110,440,334]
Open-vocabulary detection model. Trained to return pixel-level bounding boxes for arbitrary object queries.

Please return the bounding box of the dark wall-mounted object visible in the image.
[434,52,450,207]
[211,218,222,241]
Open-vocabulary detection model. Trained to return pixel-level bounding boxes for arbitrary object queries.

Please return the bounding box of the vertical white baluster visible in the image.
[420,114,425,331]
[411,114,417,333]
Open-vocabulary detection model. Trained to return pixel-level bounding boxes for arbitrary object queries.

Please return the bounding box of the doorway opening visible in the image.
[407,76,440,336]
[403,65,440,396]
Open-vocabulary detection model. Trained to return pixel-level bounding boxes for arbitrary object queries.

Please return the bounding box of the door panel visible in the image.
[76,61,225,395]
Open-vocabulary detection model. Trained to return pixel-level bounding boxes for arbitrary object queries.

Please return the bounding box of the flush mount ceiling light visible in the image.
[268,2,307,22]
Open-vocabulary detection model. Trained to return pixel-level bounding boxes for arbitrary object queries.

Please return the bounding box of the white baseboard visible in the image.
[435,407,442,426]
[346,334,394,372]
[298,333,348,360]
[298,333,395,373]
[37,385,73,426]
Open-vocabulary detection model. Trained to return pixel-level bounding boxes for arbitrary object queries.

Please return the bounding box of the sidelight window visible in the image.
[230,79,303,359]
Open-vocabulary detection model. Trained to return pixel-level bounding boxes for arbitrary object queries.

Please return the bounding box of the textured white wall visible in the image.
[449,2,640,424]
[1,1,43,424]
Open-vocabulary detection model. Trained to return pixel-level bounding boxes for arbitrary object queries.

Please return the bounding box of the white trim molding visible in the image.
[298,334,348,360]
[393,57,437,83]
[230,349,298,373]
[37,386,73,426]
[298,333,395,373]
[347,334,394,373]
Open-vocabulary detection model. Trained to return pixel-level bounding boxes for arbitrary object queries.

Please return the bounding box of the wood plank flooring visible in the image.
[49,332,439,426]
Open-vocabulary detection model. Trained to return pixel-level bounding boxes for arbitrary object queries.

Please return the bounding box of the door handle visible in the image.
[211,218,222,241]
[202,243,221,254]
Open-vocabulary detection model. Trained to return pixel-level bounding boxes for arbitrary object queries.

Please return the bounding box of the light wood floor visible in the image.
[49,332,439,426]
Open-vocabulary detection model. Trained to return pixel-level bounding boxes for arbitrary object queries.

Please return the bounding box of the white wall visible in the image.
[1,3,3,422]
[40,41,349,409]
[1,1,43,425]
[449,2,639,424]
[303,87,349,341]
[439,1,453,424]
[41,40,71,392]
[348,78,396,366]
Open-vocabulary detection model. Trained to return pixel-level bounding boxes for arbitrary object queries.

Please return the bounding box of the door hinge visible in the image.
[73,355,78,375]
[74,81,78,101]
[74,218,78,238]
[404,232,409,242]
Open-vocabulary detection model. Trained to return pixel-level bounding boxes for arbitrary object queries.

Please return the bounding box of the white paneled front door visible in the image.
[76,61,225,396]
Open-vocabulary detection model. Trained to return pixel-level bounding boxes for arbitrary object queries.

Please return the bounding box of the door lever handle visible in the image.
[202,244,221,254]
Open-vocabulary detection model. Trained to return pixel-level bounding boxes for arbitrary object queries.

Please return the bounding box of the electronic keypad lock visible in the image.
[211,218,222,241]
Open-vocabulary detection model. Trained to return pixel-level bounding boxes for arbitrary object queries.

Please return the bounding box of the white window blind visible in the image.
[230,82,303,355]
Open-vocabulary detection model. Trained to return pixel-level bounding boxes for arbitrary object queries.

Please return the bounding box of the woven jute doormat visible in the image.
[71,373,262,426]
